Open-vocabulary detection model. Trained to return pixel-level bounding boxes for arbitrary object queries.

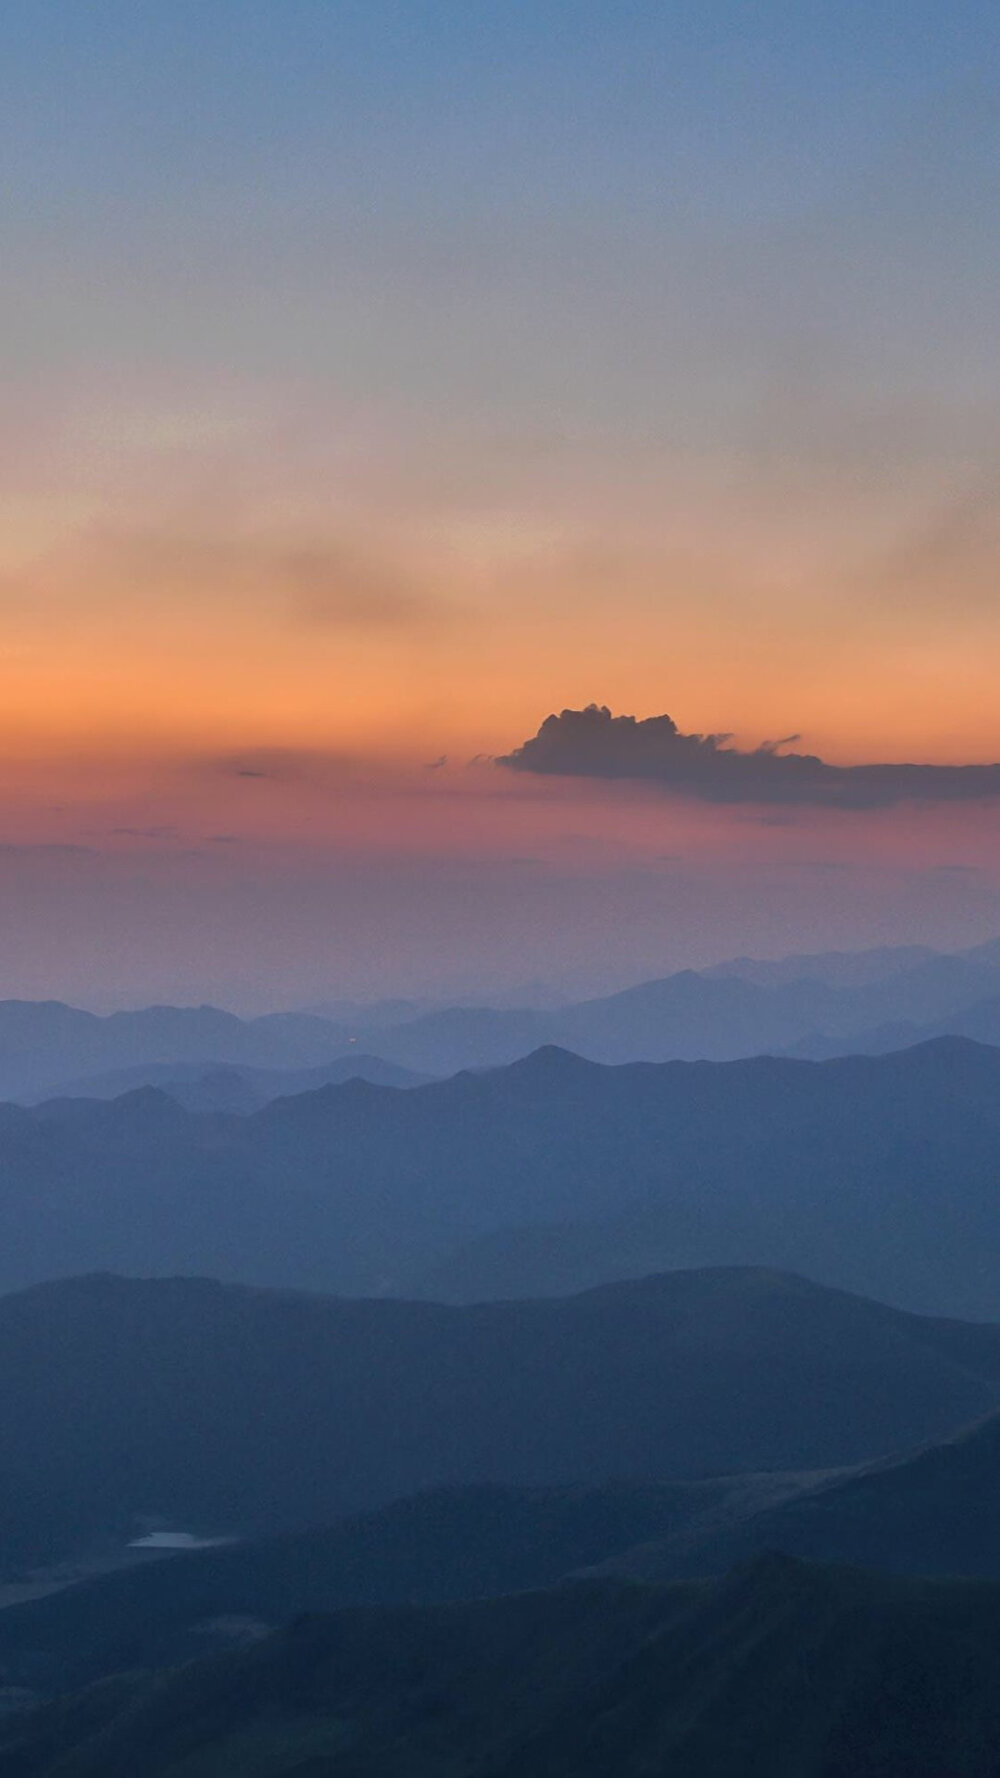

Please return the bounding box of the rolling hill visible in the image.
[0,1267,997,1568]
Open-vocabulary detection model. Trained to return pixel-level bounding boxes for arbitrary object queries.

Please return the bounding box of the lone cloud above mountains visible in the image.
[499,705,1000,808]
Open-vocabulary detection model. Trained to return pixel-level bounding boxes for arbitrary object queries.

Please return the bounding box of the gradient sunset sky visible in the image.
[4,1,1000,1006]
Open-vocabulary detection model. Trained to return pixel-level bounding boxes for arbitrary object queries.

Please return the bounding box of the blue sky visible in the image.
[5,2,997,218]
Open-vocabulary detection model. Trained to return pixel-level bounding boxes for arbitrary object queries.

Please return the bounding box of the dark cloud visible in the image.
[214,748,360,784]
[498,705,1000,810]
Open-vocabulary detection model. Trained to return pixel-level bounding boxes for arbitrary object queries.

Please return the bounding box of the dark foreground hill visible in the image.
[0,1477,815,1694]
[14,1405,1000,1698]
[8,1038,1000,1313]
[6,1559,1000,1777]
[2,1267,1000,1567]
[15,1404,1000,1698]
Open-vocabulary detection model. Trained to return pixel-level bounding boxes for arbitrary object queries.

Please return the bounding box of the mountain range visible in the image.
[7,940,1000,1770]
[9,936,1000,1100]
[6,1039,1000,1311]
[32,1053,427,1113]
[355,948,1000,1074]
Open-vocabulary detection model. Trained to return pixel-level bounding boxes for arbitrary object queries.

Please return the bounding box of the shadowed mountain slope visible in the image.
[14,1407,1000,1698]
[6,1560,1000,1776]
[1,1267,999,1568]
[607,1406,1000,1586]
[0,1477,815,1694]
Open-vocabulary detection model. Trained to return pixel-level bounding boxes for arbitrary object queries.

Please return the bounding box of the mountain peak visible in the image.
[503,1045,598,1077]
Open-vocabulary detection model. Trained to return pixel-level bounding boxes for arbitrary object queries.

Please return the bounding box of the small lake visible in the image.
[127,1531,234,1551]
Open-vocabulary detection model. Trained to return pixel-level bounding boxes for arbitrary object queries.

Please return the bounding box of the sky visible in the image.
[2,0,1000,1007]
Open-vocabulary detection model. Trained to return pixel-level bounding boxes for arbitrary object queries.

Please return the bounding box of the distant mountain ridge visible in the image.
[703,943,939,987]
[785,990,1000,1060]
[8,936,1000,1097]
[33,1054,428,1112]
[314,949,1000,1074]
[0,1001,354,1100]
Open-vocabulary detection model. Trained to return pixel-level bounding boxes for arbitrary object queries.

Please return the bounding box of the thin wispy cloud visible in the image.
[11,522,450,633]
[0,843,96,858]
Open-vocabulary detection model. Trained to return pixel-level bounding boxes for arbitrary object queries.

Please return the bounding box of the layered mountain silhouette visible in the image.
[35,1054,428,1112]
[8,938,1000,1100]
[0,1268,999,1569]
[702,943,940,987]
[6,1559,1000,1776]
[787,991,1000,1059]
[363,950,1000,1073]
[6,1040,1000,1311]
[5,940,1000,1776]
[0,1003,356,1100]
